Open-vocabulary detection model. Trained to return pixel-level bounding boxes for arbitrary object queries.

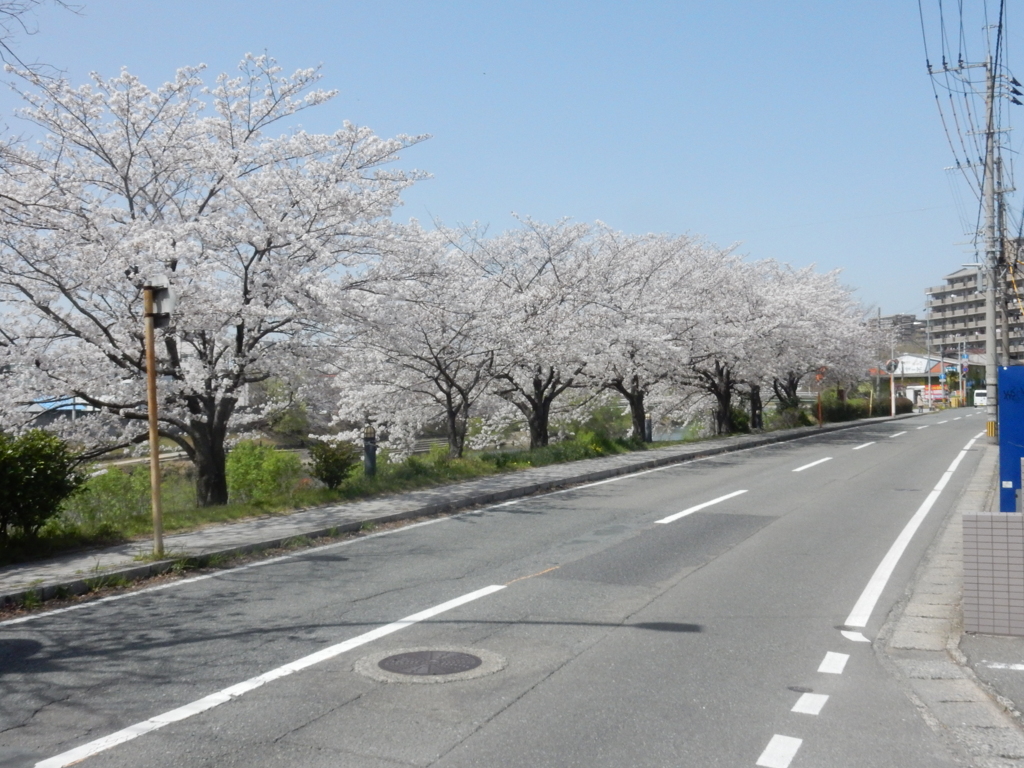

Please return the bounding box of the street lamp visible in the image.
[143,275,175,558]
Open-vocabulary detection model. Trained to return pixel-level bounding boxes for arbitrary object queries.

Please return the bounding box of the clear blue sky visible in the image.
[2,0,1010,316]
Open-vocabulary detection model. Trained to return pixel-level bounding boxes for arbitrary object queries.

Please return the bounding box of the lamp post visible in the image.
[142,275,175,558]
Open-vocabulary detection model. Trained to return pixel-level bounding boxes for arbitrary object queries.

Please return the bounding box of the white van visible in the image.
[974,390,988,407]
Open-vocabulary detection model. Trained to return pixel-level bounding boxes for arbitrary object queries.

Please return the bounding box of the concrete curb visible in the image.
[0,413,918,610]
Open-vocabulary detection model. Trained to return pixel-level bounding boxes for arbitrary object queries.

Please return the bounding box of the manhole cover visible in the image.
[355,646,506,684]
[379,650,482,676]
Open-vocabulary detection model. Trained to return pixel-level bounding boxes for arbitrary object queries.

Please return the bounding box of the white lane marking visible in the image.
[792,692,829,715]
[954,417,962,421]
[32,584,505,768]
[852,442,875,450]
[889,431,907,438]
[844,434,982,628]
[792,457,832,472]
[983,661,1024,670]
[655,490,748,524]
[756,735,802,768]
[0,517,453,628]
[938,420,948,424]
[818,651,849,674]
[916,425,929,430]
[840,630,870,643]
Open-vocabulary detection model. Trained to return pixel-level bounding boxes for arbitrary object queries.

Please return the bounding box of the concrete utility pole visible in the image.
[983,55,999,441]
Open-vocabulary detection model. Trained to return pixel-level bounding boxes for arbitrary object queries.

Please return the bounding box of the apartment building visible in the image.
[925,267,1024,361]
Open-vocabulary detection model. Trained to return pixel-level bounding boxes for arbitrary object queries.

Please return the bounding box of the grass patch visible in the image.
[0,429,697,566]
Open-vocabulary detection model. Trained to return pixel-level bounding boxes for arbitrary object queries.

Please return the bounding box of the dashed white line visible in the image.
[983,661,1024,670]
[889,431,907,438]
[31,585,506,768]
[792,693,829,715]
[916,425,929,430]
[844,433,983,628]
[852,442,875,450]
[818,651,849,674]
[840,630,870,643]
[938,420,949,424]
[792,457,832,473]
[655,490,748,524]
[954,417,962,421]
[756,735,802,768]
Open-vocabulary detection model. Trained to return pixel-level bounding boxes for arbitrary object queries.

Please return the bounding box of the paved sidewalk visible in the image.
[0,418,898,606]
[880,442,1024,767]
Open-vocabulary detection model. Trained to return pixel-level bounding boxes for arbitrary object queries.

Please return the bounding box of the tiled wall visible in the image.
[963,512,1024,635]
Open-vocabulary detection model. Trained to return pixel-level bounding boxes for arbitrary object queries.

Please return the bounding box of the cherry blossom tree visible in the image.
[332,229,496,459]
[0,55,426,504]
[584,229,726,439]
[457,218,593,448]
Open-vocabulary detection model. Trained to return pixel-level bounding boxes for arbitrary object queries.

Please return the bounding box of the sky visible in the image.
[0,0,1014,316]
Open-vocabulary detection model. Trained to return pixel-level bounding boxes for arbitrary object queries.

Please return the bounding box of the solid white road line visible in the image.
[792,693,829,715]
[655,490,748,524]
[818,651,849,674]
[844,433,983,628]
[792,457,832,472]
[889,431,907,438]
[32,585,505,768]
[852,442,875,450]
[840,630,870,643]
[756,735,802,768]
[0,517,454,628]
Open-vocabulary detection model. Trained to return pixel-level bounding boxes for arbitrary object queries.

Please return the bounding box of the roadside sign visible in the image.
[885,359,899,373]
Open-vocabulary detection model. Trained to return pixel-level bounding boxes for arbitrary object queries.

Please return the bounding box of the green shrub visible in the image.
[0,430,85,544]
[766,408,814,430]
[871,396,914,416]
[729,407,750,433]
[308,440,360,489]
[820,394,870,423]
[61,465,152,533]
[226,441,303,504]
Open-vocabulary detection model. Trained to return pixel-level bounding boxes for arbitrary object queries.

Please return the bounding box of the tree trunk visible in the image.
[444,398,468,459]
[608,374,646,441]
[749,384,763,431]
[772,371,802,411]
[496,366,579,450]
[710,362,735,435]
[526,397,551,449]
[194,436,228,507]
[183,394,235,507]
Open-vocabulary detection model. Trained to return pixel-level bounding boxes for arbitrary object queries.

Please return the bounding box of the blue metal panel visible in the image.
[998,366,1024,511]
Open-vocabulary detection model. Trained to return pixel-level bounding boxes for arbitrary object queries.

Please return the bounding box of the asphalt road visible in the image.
[0,412,987,767]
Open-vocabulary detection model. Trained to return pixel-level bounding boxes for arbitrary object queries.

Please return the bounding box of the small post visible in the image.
[644,414,653,443]
[143,285,163,558]
[363,424,377,478]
